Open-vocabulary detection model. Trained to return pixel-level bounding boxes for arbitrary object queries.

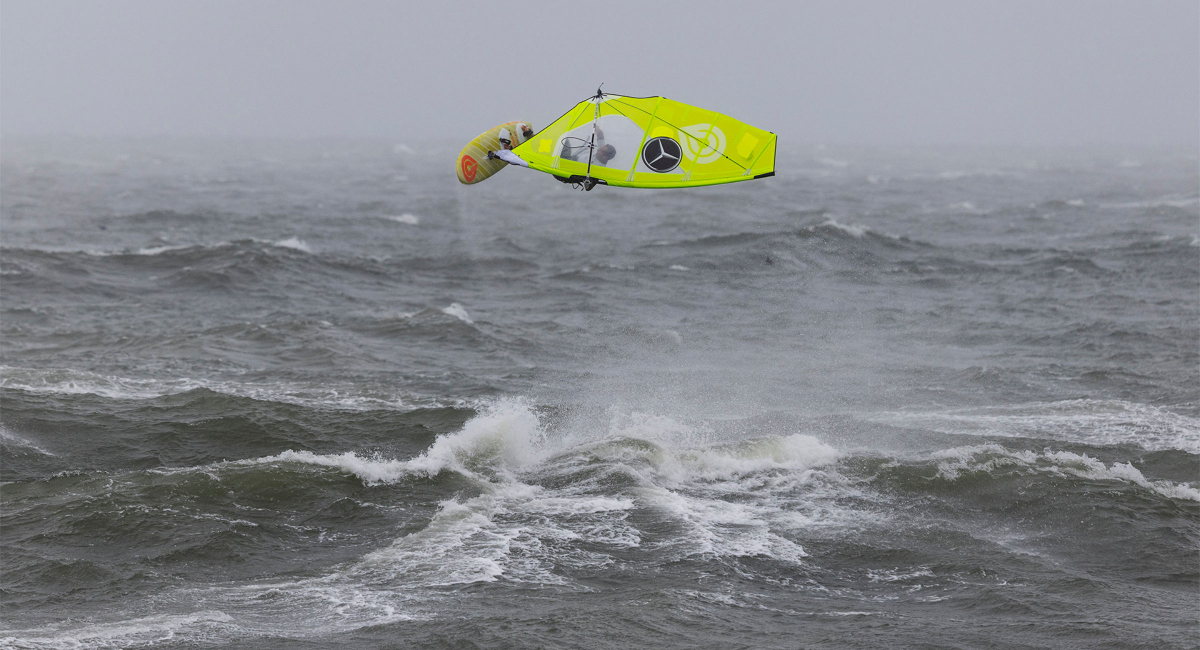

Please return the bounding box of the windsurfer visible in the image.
[561,125,617,167]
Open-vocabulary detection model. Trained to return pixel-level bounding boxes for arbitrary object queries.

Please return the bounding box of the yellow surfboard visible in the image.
[456,121,535,184]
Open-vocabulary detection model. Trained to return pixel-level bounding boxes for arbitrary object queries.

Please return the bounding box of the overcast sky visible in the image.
[2,0,1197,146]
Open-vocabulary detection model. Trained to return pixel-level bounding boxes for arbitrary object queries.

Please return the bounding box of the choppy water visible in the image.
[1,138,1197,649]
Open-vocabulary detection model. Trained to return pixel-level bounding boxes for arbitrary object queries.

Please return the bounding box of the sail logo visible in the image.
[679,124,726,164]
[460,155,478,182]
[641,137,682,173]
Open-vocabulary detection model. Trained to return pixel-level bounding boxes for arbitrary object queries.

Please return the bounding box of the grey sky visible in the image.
[2,0,1196,146]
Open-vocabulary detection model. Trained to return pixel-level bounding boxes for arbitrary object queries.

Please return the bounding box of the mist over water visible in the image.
[1,139,1198,648]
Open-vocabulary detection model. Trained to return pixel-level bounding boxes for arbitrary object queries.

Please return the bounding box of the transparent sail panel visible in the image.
[553,114,645,172]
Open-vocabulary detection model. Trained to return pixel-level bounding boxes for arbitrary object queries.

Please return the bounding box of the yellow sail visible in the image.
[511,94,775,189]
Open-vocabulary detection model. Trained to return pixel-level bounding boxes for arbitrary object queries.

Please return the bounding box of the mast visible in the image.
[584,84,603,186]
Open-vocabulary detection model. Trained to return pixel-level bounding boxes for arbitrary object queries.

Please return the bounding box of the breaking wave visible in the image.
[929,444,1199,502]
[870,399,1200,453]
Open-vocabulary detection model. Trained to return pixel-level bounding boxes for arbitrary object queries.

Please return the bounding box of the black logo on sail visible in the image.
[641,137,682,173]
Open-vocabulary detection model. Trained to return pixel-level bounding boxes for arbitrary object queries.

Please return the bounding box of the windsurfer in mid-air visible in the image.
[459,90,775,190]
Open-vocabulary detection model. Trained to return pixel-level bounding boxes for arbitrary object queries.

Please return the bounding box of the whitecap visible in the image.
[0,365,433,412]
[679,434,841,480]
[1041,450,1200,501]
[870,399,1200,453]
[819,218,867,238]
[406,398,544,477]
[0,366,177,400]
[442,302,473,324]
[386,213,420,225]
[263,450,410,485]
[354,497,513,585]
[930,444,1199,502]
[132,244,190,256]
[272,237,311,253]
[246,399,546,485]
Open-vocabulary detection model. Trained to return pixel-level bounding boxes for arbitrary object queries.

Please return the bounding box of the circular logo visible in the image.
[641,137,682,173]
[680,124,726,164]
[460,155,478,182]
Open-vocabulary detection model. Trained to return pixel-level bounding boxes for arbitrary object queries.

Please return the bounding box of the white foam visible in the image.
[867,567,934,583]
[0,366,174,400]
[820,611,880,616]
[0,365,437,412]
[246,399,546,485]
[641,482,812,561]
[341,405,851,573]
[442,302,473,324]
[0,425,55,456]
[1101,195,1199,210]
[1042,450,1200,501]
[669,264,690,271]
[408,399,544,476]
[601,413,841,479]
[668,434,842,482]
[132,244,190,256]
[266,450,410,485]
[0,611,235,649]
[818,218,867,238]
[354,497,513,585]
[871,399,1200,453]
[5,438,559,644]
[34,239,310,258]
[386,213,420,225]
[4,402,873,641]
[273,237,312,253]
[932,444,1199,502]
[338,463,633,585]
[575,412,859,561]
[518,495,634,516]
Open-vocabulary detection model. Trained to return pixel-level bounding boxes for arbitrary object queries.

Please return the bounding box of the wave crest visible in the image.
[932,444,1199,502]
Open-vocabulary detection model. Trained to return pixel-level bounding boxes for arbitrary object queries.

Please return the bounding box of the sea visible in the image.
[1,138,1197,649]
